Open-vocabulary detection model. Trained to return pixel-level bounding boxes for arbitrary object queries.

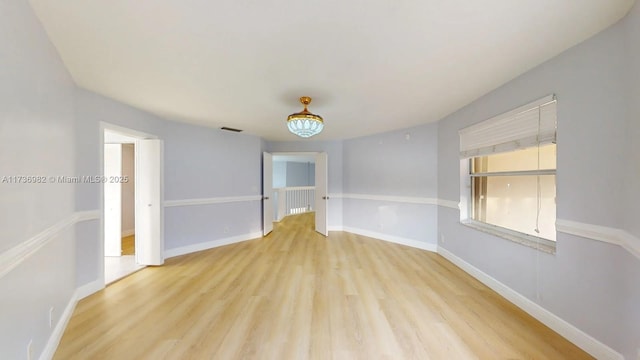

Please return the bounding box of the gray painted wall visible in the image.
[163,120,261,201]
[0,1,77,358]
[273,161,315,188]
[286,161,315,187]
[624,0,640,240]
[621,2,640,355]
[437,4,640,357]
[162,120,262,249]
[342,124,439,246]
[273,161,286,188]
[343,124,438,197]
[74,89,263,283]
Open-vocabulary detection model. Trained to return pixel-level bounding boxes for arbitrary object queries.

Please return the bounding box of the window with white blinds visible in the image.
[459,95,557,158]
[459,94,558,248]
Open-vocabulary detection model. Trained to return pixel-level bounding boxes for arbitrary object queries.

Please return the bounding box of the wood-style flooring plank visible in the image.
[121,235,135,255]
[54,213,592,359]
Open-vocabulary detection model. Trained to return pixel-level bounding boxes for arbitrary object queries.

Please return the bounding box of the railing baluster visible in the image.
[274,186,316,219]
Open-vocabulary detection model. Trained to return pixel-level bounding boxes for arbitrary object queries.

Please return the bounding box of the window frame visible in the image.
[462,157,557,253]
[458,95,558,253]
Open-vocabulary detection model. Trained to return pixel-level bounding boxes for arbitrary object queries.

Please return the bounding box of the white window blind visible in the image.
[459,95,557,158]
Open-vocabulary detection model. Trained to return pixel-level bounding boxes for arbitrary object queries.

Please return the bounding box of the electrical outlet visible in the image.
[49,306,54,328]
[440,233,445,243]
[27,339,33,360]
[224,226,229,234]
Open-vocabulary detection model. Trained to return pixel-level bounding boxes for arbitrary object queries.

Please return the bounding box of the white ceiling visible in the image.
[29,0,634,141]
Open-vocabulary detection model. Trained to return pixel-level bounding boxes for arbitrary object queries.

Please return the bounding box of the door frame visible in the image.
[314,152,328,236]
[103,143,123,257]
[100,122,163,285]
[266,151,328,234]
[263,152,274,236]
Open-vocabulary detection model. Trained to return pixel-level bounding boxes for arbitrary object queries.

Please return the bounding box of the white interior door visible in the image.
[104,144,122,256]
[315,152,328,236]
[135,139,164,265]
[263,152,273,236]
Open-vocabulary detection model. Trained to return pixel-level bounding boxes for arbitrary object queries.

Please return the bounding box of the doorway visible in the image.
[263,152,328,236]
[102,125,164,285]
[104,136,141,283]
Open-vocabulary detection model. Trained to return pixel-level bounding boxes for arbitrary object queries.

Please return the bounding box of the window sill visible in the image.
[461,220,556,254]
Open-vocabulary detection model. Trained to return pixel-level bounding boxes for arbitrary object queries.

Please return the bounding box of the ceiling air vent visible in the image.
[221,127,243,133]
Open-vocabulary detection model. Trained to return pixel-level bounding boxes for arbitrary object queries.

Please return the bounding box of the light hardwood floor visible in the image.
[121,235,135,255]
[55,213,592,359]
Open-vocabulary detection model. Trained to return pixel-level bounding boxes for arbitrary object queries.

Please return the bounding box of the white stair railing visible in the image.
[275,186,315,221]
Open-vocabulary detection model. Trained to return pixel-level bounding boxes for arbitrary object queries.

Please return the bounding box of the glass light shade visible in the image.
[287,114,324,138]
[286,96,324,138]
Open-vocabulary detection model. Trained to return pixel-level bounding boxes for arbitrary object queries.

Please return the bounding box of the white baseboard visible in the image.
[437,247,623,360]
[39,279,100,360]
[39,293,76,360]
[164,231,263,259]
[121,229,135,238]
[76,279,105,300]
[340,226,438,253]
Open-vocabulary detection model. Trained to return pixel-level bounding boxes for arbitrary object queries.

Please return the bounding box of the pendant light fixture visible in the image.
[287,96,324,138]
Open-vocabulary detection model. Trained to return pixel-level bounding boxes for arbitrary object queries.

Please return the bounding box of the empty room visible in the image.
[1,0,639,359]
